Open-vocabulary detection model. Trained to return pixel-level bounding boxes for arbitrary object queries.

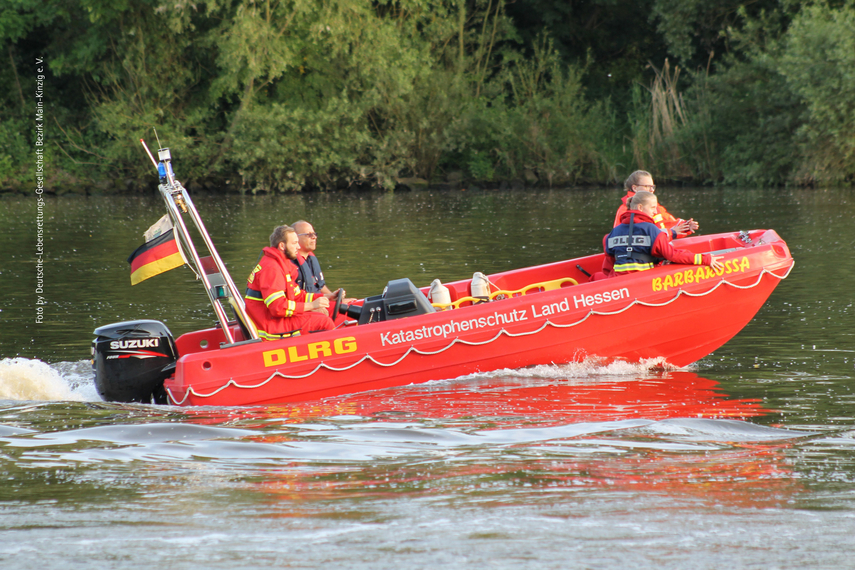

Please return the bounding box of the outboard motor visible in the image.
[92,320,177,404]
[341,278,435,325]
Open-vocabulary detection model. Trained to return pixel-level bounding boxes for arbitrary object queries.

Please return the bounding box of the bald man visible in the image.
[291,220,355,309]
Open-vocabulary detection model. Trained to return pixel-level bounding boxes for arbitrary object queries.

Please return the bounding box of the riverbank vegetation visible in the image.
[2,0,854,193]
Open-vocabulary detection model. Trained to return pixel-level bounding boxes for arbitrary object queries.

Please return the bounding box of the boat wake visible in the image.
[0,358,98,402]
[0,356,688,405]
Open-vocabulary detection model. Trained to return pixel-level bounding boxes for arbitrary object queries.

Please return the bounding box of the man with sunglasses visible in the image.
[613,170,698,239]
[291,220,355,313]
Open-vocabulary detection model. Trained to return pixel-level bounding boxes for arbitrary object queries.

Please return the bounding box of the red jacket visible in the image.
[602,210,711,277]
[245,247,319,338]
[614,190,691,239]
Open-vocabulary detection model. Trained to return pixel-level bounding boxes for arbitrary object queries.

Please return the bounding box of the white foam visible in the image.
[0,358,98,402]
[467,357,687,381]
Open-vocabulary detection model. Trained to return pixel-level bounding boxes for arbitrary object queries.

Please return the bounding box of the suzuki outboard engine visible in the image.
[92,320,177,404]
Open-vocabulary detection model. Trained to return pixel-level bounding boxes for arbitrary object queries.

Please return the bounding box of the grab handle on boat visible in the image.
[490,277,578,300]
[433,277,578,309]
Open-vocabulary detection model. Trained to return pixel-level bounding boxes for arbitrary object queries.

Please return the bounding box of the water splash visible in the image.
[0,358,97,402]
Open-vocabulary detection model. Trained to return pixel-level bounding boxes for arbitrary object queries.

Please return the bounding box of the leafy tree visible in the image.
[504,0,669,105]
[648,2,806,185]
[778,1,855,182]
[4,0,854,191]
[651,0,793,71]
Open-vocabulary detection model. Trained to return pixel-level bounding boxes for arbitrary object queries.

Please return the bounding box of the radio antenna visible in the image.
[154,128,163,149]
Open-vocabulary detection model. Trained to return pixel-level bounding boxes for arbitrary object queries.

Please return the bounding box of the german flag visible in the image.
[128,228,185,285]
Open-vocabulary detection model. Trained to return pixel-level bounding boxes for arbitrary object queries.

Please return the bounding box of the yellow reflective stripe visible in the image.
[615,262,654,272]
[694,254,703,265]
[305,292,314,303]
[256,328,300,341]
[264,290,285,306]
[256,329,281,341]
[285,299,296,317]
[245,296,264,302]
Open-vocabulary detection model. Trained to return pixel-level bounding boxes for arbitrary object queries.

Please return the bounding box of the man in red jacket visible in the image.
[245,225,335,339]
[602,191,723,278]
[614,170,698,239]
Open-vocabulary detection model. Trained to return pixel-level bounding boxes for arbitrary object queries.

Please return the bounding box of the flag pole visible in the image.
[140,139,158,170]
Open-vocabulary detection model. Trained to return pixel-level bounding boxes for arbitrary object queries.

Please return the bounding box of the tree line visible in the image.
[2,0,854,193]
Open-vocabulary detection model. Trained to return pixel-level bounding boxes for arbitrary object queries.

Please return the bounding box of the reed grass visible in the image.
[630,59,694,180]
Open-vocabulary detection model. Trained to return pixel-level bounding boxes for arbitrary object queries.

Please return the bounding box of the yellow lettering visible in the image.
[334,336,358,354]
[674,272,684,287]
[740,257,750,272]
[263,349,287,367]
[288,345,308,362]
[684,269,694,284]
[264,338,358,366]
[663,275,674,291]
[724,260,733,274]
[308,341,332,359]
[652,278,662,292]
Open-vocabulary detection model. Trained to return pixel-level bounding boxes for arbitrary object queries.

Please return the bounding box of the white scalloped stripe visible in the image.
[167,263,794,405]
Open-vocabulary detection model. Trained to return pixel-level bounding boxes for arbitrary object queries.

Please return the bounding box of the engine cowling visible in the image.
[92,320,177,404]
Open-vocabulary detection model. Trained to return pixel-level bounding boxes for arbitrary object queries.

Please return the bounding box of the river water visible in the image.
[1,186,854,569]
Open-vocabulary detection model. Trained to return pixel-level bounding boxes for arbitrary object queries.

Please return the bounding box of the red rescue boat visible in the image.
[164,229,792,406]
[91,147,794,406]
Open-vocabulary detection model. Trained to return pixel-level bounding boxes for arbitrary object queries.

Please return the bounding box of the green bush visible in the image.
[779,2,855,183]
[0,117,28,190]
[5,0,855,190]
[451,36,605,187]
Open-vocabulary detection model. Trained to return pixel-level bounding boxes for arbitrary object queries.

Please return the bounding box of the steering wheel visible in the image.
[333,288,344,321]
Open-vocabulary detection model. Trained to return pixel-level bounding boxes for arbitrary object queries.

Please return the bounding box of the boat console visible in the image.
[341,278,435,325]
